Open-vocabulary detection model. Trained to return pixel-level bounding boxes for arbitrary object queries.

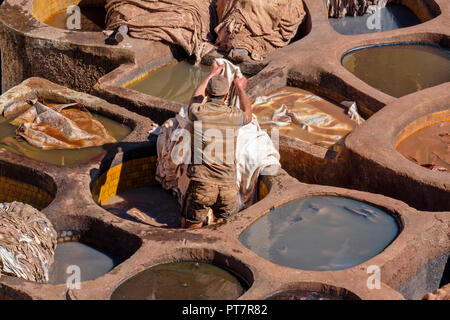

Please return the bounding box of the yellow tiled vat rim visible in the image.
[0,176,54,210]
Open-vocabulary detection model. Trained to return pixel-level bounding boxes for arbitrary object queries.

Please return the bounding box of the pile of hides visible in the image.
[326,0,390,18]
[105,0,306,62]
[156,59,280,214]
[0,202,57,283]
[4,100,116,150]
[106,0,217,62]
[215,0,306,61]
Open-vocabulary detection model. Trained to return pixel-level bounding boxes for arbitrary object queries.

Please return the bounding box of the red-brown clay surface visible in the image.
[0,0,448,300]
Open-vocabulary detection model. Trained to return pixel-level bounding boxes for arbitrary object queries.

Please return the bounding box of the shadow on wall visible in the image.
[290,1,312,44]
[397,254,450,300]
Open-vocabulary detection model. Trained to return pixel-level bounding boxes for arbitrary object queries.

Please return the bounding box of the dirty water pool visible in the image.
[396,121,449,172]
[328,3,422,35]
[342,43,450,98]
[101,186,181,228]
[124,61,210,105]
[48,240,123,284]
[0,112,130,166]
[239,196,399,271]
[110,261,248,300]
[252,86,357,150]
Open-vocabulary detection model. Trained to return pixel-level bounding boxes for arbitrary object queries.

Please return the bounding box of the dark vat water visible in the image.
[239,196,399,271]
[0,113,130,165]
[342,44,450,98]
[48,242,122,284]
[102,187,181,228]
[44,7,106,32]
[111,261,247,300]
[125,61,210,105]
[329,4,421,35]
[397,121,449,172]
[266,289,348,300]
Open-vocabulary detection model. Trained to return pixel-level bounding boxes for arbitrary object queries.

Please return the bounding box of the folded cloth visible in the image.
[215,58,243,108]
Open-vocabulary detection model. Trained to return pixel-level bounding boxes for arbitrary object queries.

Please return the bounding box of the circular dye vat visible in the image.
[43,7,106,32]
[0,113,130,165]
[266,289,352,300]
[102,187,181,228]
[342,44,450,98]
[111,261,247,300]
[125,61,210,105]
[239,196,399,271]
[48,241,123,284]
[396,121,449,172]
[329,4,421,35]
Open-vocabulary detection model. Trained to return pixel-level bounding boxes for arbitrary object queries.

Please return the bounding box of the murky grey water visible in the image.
[125,61,210,105]
[102,187,181,228]
[342,44,450,98]
[329,4,421,35]
[111,261,246,300]
[239,196,399,271]
[48,242,122,284]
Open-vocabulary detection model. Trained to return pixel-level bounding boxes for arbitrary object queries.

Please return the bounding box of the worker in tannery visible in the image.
[180,61,252,229]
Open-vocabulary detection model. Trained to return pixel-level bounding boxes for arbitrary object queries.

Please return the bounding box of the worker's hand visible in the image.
[233,75,247,91]
[210,61,224,77]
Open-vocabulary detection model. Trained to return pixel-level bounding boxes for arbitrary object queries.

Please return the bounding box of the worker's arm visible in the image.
[234,76,252,124]
[190,61,224,104]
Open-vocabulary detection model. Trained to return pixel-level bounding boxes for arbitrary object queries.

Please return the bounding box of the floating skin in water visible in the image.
[0,104,130,165]
[111,261,246,300]
[48,241,122,284]
[43,7,106,32]
[239,196,398,271]
[125,61,211,105]
[396,122,449,172]
[252,87,356,149]
[102,187,181,228]
[342,44,450,98]
[329,4,421,35]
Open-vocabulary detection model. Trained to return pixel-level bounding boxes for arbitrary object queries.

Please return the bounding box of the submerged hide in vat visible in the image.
[10,101,116,150]
[215,0,306,60]
[0,202,57,283]
[105,0,217,62]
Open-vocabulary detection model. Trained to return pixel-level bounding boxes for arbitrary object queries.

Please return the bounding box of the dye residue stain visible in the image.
[252,87,356,149]
[111,262,246,300]
[102,187,181,228]
[43,7,106,32]
[396,122,449,172]
[239,196,398,271]
[125,61,211,105]
[342,44,450,98]
[0,113,130,165]
[266,290,346,300]
[329,4,421,35]
[48,242,122,284]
